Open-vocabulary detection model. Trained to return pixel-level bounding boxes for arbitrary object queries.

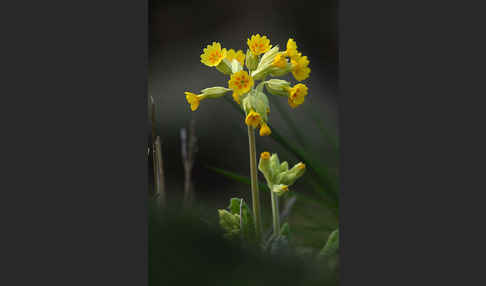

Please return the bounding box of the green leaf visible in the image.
[223,198,256,243]
[205,165,270,192]
[228,198,241,215]
[320,229,339,257]
[238,199,256,242]
[280,222,290,237]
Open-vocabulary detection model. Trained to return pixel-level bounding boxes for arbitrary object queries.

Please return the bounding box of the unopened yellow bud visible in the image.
[259,122,271,136]
[260,151,271,160]
[245,109,262,128]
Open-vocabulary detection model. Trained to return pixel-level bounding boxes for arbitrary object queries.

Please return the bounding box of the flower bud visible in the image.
[269,153,281,175]
[277,162,306,186]
[258,151,273,185]
[200,86,232,99]
[271,184,289,196]
[245,49,258,71]
[251,46,280,80]
[265,79,291,97]
[215,58,233,75]
[259,122,271,136]
[269,62,292,77]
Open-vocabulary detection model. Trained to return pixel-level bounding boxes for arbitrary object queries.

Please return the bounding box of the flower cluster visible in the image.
[258,151,306,196]
[185,34,311,136]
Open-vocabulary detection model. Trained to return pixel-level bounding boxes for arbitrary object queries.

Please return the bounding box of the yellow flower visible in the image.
[259,122,272,136]
[200,42,227,67]
[272,53,287,68]
[185,91,205,111]
[291,55,311,81]
[247,34,271,55]
[285,38,300,60]
[260,151,271,160]
[226,49,245,66]
[232,92,241,104]
[228,70,254,95]
[245,109,262,128]
[288,83,308,108]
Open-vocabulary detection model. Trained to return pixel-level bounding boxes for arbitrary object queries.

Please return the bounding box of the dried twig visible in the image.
[149,96,166,206]
[154,136,166,207]
[181,119,197,207]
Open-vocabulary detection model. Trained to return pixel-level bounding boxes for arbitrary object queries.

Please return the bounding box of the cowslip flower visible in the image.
[232,92,242,104]
[288,83,308,108]
[247,34,272,55]
[226,49,245,67]
[245,109,262,128]
[259,122,271,136]
[272,53,287,69]
[201,42,227,67]
[185,87,232,111]
[185,92,205,111]
[291,55,311,81]
[285,38,301,60]
[228,70,254,95]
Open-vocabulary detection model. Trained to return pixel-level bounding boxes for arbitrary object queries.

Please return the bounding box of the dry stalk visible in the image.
[181,119,197,208]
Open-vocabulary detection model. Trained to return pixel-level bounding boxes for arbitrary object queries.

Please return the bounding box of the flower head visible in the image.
[291,55,311,81]
[259,122,271,136]
[245,109,262,128]
[228,70,254,95]
[201,42,227,67]
[226,49,245,66]
[288,83,308,108]
[247,34,271,55]
[185,91,204,111]
[272,53,287,69]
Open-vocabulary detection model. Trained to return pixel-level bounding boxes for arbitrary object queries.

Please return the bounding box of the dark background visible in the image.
[148,0,339,211]
[4,0,484,285]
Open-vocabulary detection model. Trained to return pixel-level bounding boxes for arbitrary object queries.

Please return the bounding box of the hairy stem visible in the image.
[270,191,280,235]
[247,126,262,242]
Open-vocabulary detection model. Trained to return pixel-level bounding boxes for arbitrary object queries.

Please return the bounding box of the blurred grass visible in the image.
[149,199,339,286]
[223,96,339,208]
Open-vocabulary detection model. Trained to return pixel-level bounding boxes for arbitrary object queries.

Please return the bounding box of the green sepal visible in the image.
[277,162,306,186]
[265,79,291,97]
[245,49,258,71]
[201,86,232,99]
[230,59,242,73]
[271,184,289,196]
[215,58,232,75]
[258,154,273,185]
[269,153,281,174]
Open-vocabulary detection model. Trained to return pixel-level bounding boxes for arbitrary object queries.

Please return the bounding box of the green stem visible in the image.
[270,191,280,235]
[247,126,262,242]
